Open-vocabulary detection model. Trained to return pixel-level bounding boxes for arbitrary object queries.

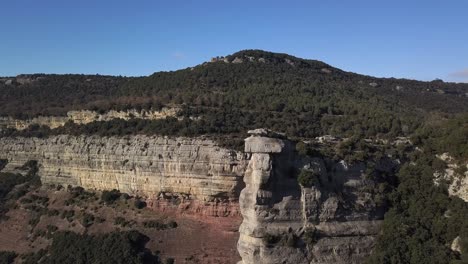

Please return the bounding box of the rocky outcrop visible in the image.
[434,153,468,202]
[0,135,247,216]
[0,107,179,130]
[237,129,386,264]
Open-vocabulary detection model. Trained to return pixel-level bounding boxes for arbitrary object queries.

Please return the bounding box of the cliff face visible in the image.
[0,131,396,263]
[0,135,247,216]
[0,107,178,130]
[237,129,388,264]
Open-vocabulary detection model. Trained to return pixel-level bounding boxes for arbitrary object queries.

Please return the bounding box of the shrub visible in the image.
[142,220,177,230]
[134,199,147,209]
[297,169,320,188]
[167,221,178,229]
[296,141,309,156]
[114,217,126,226]
[81,213,95,227]
[114,217,133,227]
[0,251,17,264]
[101,189,121,204]
[263,233,281,245]
[60,210,75,222]
[143,220,166,230]
[46,225,58,233]
[20,198,33,204]
[28,216,40,227]
[0,159,7,171]
[47,209,60,216]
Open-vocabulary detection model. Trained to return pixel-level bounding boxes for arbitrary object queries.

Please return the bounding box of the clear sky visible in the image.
[1,0,468,82]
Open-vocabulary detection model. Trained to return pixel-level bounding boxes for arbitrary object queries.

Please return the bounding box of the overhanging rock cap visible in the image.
[245,129,285,153]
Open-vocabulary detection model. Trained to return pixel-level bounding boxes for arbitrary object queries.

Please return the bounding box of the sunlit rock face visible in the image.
[0,135,248,216]
[237,129,387,264]
[0,107,179,130]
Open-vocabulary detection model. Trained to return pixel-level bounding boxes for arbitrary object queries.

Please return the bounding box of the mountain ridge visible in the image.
[1,49,467,143]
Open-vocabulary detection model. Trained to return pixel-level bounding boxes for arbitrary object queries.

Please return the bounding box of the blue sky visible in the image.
[1,0,467,82]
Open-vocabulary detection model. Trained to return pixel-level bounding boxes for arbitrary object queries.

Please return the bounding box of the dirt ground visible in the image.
[0,185,241,264]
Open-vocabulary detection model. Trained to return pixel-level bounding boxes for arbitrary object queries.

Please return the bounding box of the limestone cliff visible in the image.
[237,129,387,264]
[0,135,246,216]
[0,130,396,263]
[0,107,179,130]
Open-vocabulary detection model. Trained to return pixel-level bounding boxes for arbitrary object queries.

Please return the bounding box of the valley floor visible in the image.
[0,185,241,264]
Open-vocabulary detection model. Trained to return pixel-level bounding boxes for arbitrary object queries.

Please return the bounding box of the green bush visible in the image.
[46,225,58,233]
[134,199,147,209]
[0,159,7,171]
[0,251,17,264]
[61,210,75,222]
[263,233,281,245]
[114,217,133,227]
[101,189,121,204]
[81,213,95,227]
[297,170,320,188]
[47,209,60,216]
[28,216,40,227]
[167,221,178,229]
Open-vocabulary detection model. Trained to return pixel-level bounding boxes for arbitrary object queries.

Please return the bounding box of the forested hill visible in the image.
[1,50,467,141]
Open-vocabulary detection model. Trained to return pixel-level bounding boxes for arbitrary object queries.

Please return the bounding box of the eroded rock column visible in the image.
[237,129,307,264]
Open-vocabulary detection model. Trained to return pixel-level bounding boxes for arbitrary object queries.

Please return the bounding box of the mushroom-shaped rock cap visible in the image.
[245,129,286,153]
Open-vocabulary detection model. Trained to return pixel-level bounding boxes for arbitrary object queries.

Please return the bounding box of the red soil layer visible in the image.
[0,188,242,264]
[147,198,242,263]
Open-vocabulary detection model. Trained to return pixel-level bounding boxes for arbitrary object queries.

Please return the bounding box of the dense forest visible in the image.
[366,117,468,264]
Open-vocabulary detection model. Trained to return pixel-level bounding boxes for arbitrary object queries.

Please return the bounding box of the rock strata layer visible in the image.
[0,135,247,216]
[0,107,178,130]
